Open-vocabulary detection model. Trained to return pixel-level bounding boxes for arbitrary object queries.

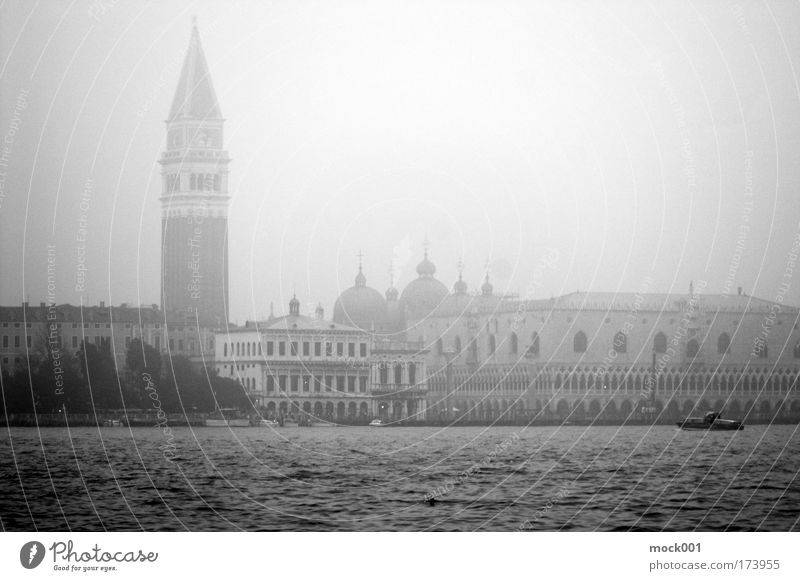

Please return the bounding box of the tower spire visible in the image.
[169,21,222,121]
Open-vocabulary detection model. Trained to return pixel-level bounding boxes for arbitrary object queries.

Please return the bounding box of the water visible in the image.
[1,425,798,531]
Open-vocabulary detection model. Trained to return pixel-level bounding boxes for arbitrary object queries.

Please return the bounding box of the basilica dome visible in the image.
[333,266,388,331]
[399,251,449,319]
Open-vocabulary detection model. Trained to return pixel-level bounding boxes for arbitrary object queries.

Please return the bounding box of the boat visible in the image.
[205,408,250,427]
[102,419,122,427]
[676,411,744,431]
[256,419,279,427]
[369,418,387,427]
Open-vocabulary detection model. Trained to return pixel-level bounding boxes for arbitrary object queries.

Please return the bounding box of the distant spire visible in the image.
[355,250,366,287]
[168,20,222,121]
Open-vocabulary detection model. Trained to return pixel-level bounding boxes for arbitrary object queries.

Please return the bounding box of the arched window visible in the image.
[436,338,443,355]
[509,332,518,354]
[793,342,800,359]
[528,332,540,356]
[247,343,251,356]
[654,332,667,354]
[573,331,587,353]
[488,334,496,355]
[454,336,462,354]
[408,363,416,385]
[379,363,388,384]
[224,343,227,357]
[394,364,403,385]
[717,333,731,355]
[236,342,240,356]
[613,331,627,354]
[469,338,478,360]
[686,338,699,358]
[754,340,768,359]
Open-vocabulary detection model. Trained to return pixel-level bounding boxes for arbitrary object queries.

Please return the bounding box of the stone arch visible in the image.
[619,399,633,419]
[325,401,334,418]
[556,399,570,417]
[509,332,518,355]
[604,399,618,420]
[686,338,700,358]
[588,399,602,418]
[488,334,496,355]
[348,401,357,418]
[313,401,323,417]
[336,402,346,419]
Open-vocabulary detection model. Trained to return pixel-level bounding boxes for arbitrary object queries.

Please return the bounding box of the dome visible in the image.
[481,274,493,296]
[333,267,388,331]
[416,254,436,277]
[453,273,468,295]
[386,286,399,301]
[400,249,449,318]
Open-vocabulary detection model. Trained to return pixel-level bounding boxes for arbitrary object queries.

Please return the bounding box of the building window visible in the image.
[303,342,310,356]
[337,342,343,357]
[2,336,7,348]
[509,332,518,354]
[653,332,667,354]
[336,376,345,392]
[314,342,321,356]
[325,342,332,356]
[325,375,333,391]
[613,331,627,354]
[224,343,228,357]
[394,364,402,385]
[313,375,321,392]
[348,342,355,357]
[267,341,274,356]
[379,364,388,384]
[718,333,731,355]
[348,377,355,392]
[488,334,496,355]
[14,336,20,348]
[360,343,367,357]
[408,363,416,385]
[72,336,78,349]
[528,332,540,356]
[573,331,587,353]
[279,342,286,356]
[290,376,299,392]
[359,376,367,392]
[794,342,800,359]
[303,375,310,392]
[279,375,287,392]
[266,376,274,392]
[290,342,298,356]
[686,338,700,358]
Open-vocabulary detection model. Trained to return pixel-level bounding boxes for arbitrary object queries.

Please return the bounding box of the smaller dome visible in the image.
[416,251,436,277]
[453,273,467,295]
[481,274,493,297]
[355,267,366,287]
[386,286,399,301]
[289,294,300,315]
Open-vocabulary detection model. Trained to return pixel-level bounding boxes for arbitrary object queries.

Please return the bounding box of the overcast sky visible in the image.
[2,0,800,323]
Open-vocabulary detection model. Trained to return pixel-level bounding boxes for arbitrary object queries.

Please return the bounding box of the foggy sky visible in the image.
[1,0,800,323]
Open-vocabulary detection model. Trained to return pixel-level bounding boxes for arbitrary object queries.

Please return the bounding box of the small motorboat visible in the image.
[102,419,122,427]
[676,411,743,431]
[369,418,387,427]
[256,419,279,427]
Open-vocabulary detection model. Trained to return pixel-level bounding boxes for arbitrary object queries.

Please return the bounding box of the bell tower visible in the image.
[159,21,230,326]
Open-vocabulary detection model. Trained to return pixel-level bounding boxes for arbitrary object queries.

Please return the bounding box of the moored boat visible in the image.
[369,418,387,427]
[676,411,743,431]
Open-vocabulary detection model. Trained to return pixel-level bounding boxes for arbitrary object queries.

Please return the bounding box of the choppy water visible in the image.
[1,425,798,531]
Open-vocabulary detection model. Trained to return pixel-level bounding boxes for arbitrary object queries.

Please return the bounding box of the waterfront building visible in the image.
[0,302,214,374]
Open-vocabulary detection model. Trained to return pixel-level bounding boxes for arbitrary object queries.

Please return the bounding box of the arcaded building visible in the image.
[327,246,800,424]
